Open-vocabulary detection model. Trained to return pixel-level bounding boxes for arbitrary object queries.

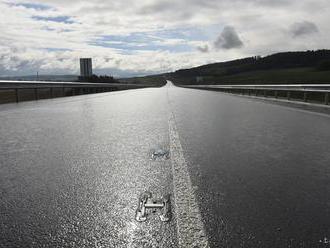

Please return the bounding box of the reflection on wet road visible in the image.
[0,89,177,247]
[1,83,330,247]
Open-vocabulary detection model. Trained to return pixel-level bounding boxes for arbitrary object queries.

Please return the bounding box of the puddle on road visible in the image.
[150,148,170,161]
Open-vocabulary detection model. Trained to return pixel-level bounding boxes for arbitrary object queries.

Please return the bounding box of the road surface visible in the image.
[1,82,330,247]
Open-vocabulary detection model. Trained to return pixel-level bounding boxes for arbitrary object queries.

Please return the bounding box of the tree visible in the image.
[317,60,330,71]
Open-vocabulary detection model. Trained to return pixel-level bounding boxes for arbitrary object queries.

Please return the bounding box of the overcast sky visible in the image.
[0,0,329,77]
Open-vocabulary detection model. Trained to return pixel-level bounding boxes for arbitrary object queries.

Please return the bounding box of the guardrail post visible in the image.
[263,90,267,97]
[303,92,308,102]
[15,89,19,103]
[275,90,278,99]
[287,91,291,100]
[325,92,329,105]
[62,86,65,96]
[255,90,258,96]
[50,88,53,98]
[34,88,38,100]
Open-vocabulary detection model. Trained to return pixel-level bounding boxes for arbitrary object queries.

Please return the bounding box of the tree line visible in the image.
[174,50,330,78]
[78,75,118,83]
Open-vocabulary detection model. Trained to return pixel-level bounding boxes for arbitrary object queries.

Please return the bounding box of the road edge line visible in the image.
[169,113,210,248]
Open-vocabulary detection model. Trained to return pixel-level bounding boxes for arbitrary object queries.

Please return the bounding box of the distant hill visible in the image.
[167,50,330,85]
[4,50,330,85]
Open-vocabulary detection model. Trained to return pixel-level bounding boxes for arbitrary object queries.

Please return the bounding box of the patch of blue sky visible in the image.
[60,29,74,33]
[43,48,73,52]
[32,16,75,24]
[41,26,74,33]
[151,24,224,41]
[91,32,194,53]
[10,2,52,10]
[98,33,159,44]
[91,40,193,53]
[151,27,209,41]
[98,30,198,44]
[91,25,221,53]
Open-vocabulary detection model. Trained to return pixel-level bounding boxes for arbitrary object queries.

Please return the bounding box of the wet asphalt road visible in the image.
[168,87,330,248]
[0,88,177,247]
[1,83,330,247]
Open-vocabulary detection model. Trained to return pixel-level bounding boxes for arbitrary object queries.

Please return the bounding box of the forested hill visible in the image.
[169,50,330,85]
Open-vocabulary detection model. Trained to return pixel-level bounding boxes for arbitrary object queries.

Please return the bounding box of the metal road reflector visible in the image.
[135,191,171,222]
[151,148,170,161]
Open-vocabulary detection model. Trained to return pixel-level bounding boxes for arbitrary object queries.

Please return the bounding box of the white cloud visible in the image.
[0,0,330,77]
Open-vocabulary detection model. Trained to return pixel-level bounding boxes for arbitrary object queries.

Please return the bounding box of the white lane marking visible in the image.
[169,114,210,248]
[126,221,138,248]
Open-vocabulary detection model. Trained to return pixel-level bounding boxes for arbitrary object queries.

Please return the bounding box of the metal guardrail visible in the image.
[0,80,153,103]
[182,84,330,105]
[0,80,151,88]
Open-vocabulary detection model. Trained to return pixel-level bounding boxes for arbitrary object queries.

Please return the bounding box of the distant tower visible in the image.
[80,58,93,78]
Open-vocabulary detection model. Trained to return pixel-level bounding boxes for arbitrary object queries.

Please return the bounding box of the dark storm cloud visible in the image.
[214,26,243,50]
[290,21,319,37]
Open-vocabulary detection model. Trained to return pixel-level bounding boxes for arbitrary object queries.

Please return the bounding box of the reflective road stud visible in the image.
[135,192,171,222]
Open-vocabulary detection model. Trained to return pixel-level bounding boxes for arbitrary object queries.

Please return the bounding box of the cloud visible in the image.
[197,45,209,53]
[290,21,319,37]
[214,26,244,50]
[0,0,330,77]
